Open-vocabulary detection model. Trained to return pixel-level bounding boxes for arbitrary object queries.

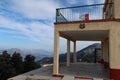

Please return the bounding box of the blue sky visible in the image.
[0,0,104,53]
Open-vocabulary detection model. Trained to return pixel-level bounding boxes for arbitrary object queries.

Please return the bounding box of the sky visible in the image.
[0,0,104,53]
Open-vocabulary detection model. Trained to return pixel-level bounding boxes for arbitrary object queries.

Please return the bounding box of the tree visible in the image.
[11,52,24,75]
[23,54,39,72]
[0,51,16,80]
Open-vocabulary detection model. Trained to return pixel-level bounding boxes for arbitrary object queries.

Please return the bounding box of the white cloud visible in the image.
[0,15,54,44]
[98,0,105,3]
[86,0,94,5]
[66,0,94,5]
[86,0,105,5]
[66,0,105,5]
[67,0,78,5]
[11,0,61,20]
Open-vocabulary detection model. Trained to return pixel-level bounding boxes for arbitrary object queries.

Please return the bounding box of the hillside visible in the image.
[37,43,101,64]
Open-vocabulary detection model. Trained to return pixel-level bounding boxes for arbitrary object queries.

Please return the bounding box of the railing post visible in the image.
[112,2,115,19]
[56,9,59,22]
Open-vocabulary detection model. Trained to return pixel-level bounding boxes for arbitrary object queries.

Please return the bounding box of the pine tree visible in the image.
[11,52,24,75]
[23,54,39,72]
[0,51,16,80]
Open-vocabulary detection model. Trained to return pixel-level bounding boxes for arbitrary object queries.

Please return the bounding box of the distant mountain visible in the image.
[8,48,23,55]
[23,49,53,61]
[36,57,53,64]
[76,43,101,62]
[0,48,53,61]
[37,43,101,64]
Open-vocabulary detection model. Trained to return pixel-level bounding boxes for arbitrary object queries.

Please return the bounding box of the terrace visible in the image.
[56,2,114,23]
[8,63,110,80]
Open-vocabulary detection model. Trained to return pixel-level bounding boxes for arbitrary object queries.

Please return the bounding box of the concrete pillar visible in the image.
[67,39,70,67]
[106,38,109,64]
[109,29,120,80]
[105,38,109,69]
[53,31,59,75]
[73,41,77,63]
[101,41,104,64]
[102,38,109,69]
[102,40,106,63]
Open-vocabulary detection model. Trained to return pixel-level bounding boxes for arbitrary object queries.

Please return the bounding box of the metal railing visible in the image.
[56,3,114,22]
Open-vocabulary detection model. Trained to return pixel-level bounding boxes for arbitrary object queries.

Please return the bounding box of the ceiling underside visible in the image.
[60,30,109,41]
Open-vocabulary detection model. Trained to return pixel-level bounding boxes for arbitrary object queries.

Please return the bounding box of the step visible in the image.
[62,75,74,80]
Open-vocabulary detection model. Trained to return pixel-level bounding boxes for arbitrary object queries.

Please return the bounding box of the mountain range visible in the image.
[0,48,53,61]
[37,43,101,64]
[0,43,101,63]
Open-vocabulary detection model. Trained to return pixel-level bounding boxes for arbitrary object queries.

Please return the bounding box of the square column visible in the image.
[102,38,109,69]
[101,40,106,63]
[53,31,59,75]
[73,41,77,63]
[109,29,120,80]
[101,41,104,64]
[67,39,70,67]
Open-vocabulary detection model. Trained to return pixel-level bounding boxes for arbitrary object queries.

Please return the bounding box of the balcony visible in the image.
[56,3,114,23]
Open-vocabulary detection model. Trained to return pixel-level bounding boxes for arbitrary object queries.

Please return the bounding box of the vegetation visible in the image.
[11,52,24,75]
[0,50,41,80]
[24,54,40,73]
